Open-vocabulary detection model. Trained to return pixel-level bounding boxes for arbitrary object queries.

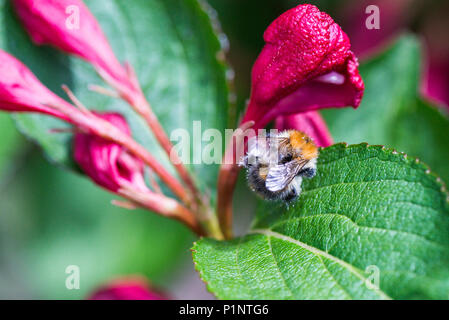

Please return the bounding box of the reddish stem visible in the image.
[115,133,190,203]
[216,121,255,239]
[137,100,201,203]
[97,65,201,204]
[119,188,205,236]
[50,98,190,204]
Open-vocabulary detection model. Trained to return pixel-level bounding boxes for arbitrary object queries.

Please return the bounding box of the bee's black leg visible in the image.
[283,190,298,202]
[300,168,316,178]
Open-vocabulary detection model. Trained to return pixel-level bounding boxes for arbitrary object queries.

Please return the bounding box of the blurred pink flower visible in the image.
[88,277,166,300]
[419,6,449,109]
[0,49,68,118]
[339,0,414,60]
[12,0,141,106]
[241,4,364,130]
[73,112,148,193]
[422,59,449,108]
[275,111,333,148]
[339,0,449,109]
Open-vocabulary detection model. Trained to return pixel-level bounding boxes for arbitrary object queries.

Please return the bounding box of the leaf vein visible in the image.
[302,179,440,196]
[269,213,448,248]
[317,255,353,299]
[251,229,391,300]
[266,235,296,299]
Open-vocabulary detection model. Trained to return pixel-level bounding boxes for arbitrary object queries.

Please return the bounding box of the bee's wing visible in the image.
[266,159,308,192]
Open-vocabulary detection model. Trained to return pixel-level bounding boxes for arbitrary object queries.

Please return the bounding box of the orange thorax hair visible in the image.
[282,130,318,160]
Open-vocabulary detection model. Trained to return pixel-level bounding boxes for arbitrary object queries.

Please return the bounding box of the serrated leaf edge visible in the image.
[192,142,449,299]
[328,143,449,204]
[249,228,392,300]
[191,240,219,298]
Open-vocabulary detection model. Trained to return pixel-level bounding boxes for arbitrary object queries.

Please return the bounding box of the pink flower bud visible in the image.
[0,49,68,118]
[73,112,148,193]
[88,277,166,300]
[12,0,140,105]
[242,4,364,129]
[275,111,334,148]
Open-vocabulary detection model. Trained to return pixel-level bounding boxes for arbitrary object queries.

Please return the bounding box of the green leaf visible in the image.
[322,35,449,185]
[1,0,229,195]
[193,144,449,299]
[0,114,22,176]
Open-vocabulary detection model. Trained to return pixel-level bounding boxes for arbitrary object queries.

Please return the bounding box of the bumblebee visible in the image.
[240,130,318,202]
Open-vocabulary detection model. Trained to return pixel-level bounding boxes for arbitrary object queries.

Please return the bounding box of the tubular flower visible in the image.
[73,112,148,193]
[13,0,204,205]
[241,4,364,130]
[0,48,201,234]
[217,4,364,238]
[0,50,191,207]
[74,112,202,233]
[12,0,141,106]
[275,111,333,148]
[0,49,68,118]
[88,277,166,300]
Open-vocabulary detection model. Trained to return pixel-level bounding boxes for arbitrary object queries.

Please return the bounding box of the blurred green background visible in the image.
[0,115,194,299]
[0,0,448,299]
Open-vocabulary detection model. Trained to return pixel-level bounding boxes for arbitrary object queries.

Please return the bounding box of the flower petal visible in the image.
[242,4,364,129]
[73,112,147,193]
[0,49,68,118]
[88,277,166,300]
[12,0,138,102]
[275,111,333,148]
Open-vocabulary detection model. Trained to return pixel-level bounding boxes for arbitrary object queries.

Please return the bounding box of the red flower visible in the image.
[73,112,148,193]
[0,49,68,118]
[275,111,333,147]
[12,0,141,106]
[241,4,364,130]
[73,112,201,232]
[88,277,166,300]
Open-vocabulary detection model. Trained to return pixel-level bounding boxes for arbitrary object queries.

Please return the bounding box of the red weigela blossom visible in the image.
[73,112,148,193]
[13,0,204,205]
[0,49,68,118]
[72,112,200,232]
[275,111,334,148]
[242,4,364,130]
[0,50,191,213]
[88,277,166,300]
[12,0,141,106]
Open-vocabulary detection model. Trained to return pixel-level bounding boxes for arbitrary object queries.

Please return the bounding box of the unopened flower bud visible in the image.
[0,49,69,118]
[73,112,148,193]
[242,4,364,130]
[13,0,141,105]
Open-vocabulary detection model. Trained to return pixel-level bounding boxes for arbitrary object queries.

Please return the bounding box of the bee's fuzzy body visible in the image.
[241,130,318,203]
[246,163,304,201]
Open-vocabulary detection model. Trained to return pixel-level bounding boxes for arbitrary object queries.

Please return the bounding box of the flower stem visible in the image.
[57,85,223,239]
[135,99,201,202]
[97,65,202,204]
[197,202,225,240]
[216,166,239,239]
[115,133,191,203]
[118,188,205,236]
[216,121,254,239]
[50,97,190,204]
